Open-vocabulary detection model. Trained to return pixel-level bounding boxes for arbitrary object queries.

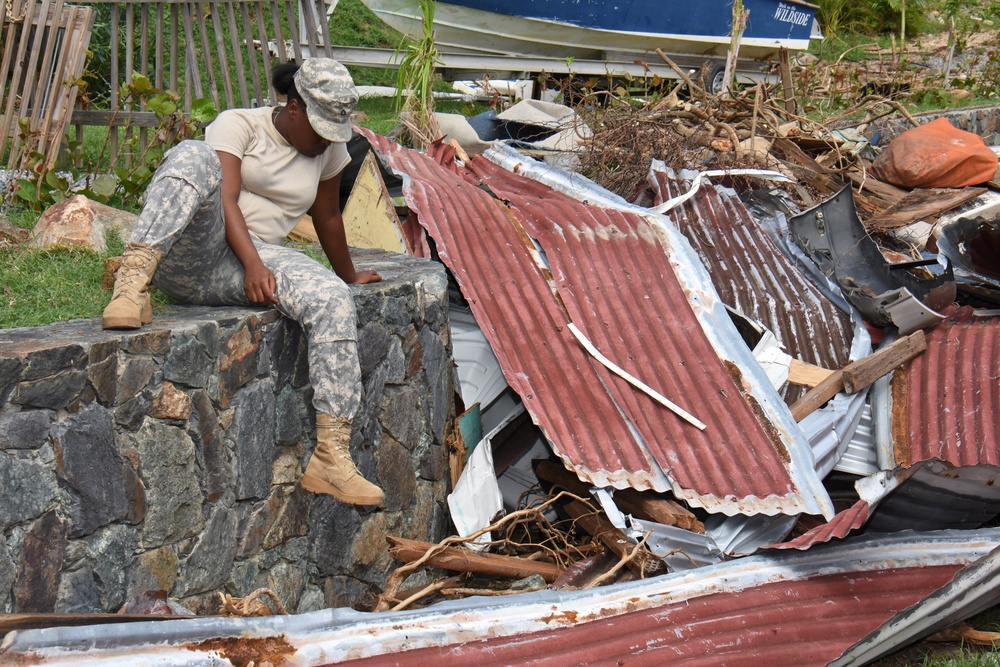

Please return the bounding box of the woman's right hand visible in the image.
[244,262,279,306]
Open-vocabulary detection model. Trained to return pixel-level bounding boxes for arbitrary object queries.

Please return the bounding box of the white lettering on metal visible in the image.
[773,2,811,27]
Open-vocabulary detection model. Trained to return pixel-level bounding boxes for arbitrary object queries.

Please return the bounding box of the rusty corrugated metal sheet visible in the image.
[766,499,870,551]
[891,306,1000,467]
[647,165,856,403]
[337,569,958,666]
[464,157,804,507]
[767,459,1000,551]
[363,131,833,516]
[4,529,998,667]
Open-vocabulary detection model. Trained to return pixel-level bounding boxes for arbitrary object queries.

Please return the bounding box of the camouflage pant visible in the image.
[130,140,361,419]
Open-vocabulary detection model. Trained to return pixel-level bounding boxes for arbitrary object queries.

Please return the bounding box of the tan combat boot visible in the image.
[102,242,162,330]
[301,415,385,506]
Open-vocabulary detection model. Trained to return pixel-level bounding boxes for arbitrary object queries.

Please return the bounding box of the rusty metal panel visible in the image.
[364,133,836,517]
[7,529,997,666]
[647,165,857,402]
[464,157,813,511]
[472,146,832,518]
[767,499,870,551]
[891,306,1000,467]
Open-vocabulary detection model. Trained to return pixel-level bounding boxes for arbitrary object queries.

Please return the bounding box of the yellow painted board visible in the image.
[342,151,410,254]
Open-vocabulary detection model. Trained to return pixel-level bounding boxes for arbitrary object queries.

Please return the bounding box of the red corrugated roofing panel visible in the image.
[333,565,961,667]
[766,499,870,551]
[365,132,828,515]
[466,158,798,503]
[369,136,662,486]
[892,306,1000,467]
[648,168,856,403]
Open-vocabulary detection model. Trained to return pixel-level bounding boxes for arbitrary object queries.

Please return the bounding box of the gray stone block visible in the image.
[357,322,391,378]
[0,410,51,449]
[135,419,205,548]
[164,335,213,388]
[18,343,86,381]
[115,356,156,405]
[175,506,238,597]
[0,535,16,612]
[377,437,417,511]
[52,404,131,538]
[14,511,68,613]
[274,385,305,447]
[380,385,424,451]
[0,451,59,530]
[15,369,88,409]
[420,327,453,443]
[231,382,275,500]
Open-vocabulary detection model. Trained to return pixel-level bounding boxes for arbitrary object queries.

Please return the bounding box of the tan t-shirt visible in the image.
[205,106,350,244]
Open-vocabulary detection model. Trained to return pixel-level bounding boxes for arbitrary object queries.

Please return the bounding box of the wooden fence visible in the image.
[2,0,335,168]
[1,0,95,169]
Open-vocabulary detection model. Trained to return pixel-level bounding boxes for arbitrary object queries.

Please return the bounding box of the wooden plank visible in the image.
[845,167,910,203]
[210,2,235,109]
[283,0,302,62]
[536,460,704,534]
[779,47,797,116]
[789,368,845,422]
[195,2,220,110]
[269,0,286,64]
[866,187,987,231]
[790,331,927,421]
[71,109,200,127]
[386,536,564,583]
[843,330,926,394]
[240,2,263,105]
[565,501,665,577]
[788,358,836,388]
[255,1,275,98]
[225,2,249,106]
[139,3,150,153]
[181,3,202,102]
[3,0,45,165]
[109,2,120,159]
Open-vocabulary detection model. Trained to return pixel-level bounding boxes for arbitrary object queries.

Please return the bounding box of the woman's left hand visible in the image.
[349,270,383,285]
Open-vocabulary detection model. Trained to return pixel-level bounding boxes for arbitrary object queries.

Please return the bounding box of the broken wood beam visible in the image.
[842,329,927,393]
[536,460,704,534]
[788,359,836,388]
[386,536,564,583]
[865,187,987,232]
[790,330,927,421]
[779,48,797,116]
[564,501,666,577]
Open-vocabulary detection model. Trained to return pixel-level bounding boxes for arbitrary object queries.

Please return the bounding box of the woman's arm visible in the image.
[311,173,382,285]
[216,151,280,305]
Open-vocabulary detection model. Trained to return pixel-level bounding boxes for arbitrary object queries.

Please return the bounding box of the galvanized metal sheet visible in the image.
[6,529,999,666]
[647,164,857,403]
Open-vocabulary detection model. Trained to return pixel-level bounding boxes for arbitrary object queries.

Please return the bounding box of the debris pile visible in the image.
[4,84,1000,666]
[353,83,1000,662]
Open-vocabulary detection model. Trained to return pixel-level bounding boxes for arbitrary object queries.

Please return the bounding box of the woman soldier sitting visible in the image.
[103,58,385,506]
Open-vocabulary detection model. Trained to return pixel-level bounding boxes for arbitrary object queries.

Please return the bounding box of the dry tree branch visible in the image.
[376,490,590,611]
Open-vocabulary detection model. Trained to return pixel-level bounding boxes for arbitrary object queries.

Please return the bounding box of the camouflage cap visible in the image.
[294,58,358,143]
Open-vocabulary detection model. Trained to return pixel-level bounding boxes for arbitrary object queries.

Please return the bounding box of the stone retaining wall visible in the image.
[0,249,454,615]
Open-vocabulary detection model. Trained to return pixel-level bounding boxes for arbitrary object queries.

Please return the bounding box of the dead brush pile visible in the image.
[572,52,926,216]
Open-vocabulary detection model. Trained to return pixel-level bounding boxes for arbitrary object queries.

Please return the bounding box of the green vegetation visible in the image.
[329,0,404,87]
[0,227,175,329]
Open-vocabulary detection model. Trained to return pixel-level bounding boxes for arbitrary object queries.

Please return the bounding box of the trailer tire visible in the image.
[704,61,726,95]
